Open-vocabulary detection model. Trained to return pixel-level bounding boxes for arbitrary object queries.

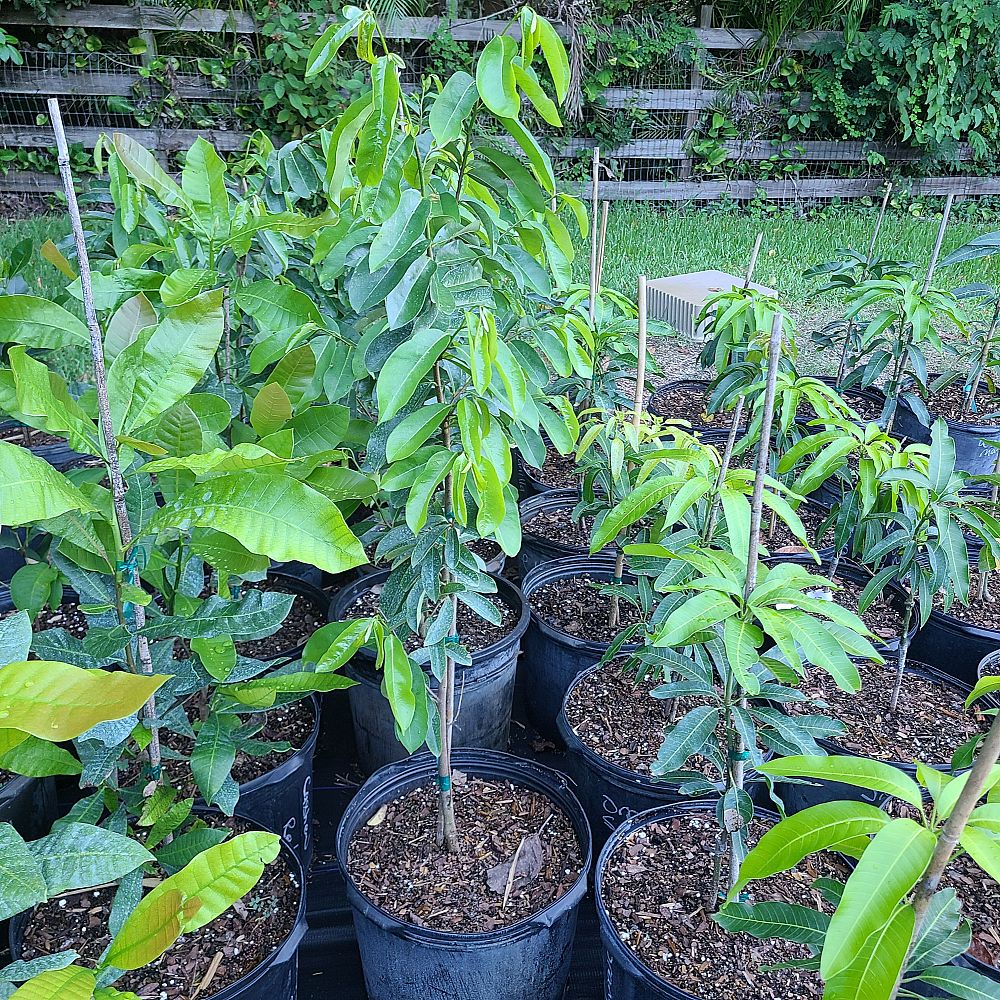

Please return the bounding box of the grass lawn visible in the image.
[2,201,999,380]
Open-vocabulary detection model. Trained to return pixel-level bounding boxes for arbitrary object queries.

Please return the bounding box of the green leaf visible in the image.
[9,967,96,1000]
[512,60,561,126]
[250,383,292,438]
[0,296,89,350]
[714,901,829,945]
[383,633,416,733]
[916,965,1000,999]
[653,705,719,772]
[159,268,218,307]
[236,281,322,334]
[0,734,82,777]
[0,661,165,741]
[386,257,435,330]
[968,675,1000,707]
[499,116,555,194]
[369,189,430,272]
[0,609,32,662]
[385,403,450,463]
[430,71,478,145]
[910,888,972,969]
[104,294,156,364]
[153,828,228,874]
[306,9,364,78]
[960,825,1000,882]
[757,756,924,808]
[28,823,153,896]
[143,444,290,477]
[191,714,238,806]
[821,817,935,980]
[113,134,191,210]
[824,903,913,1000]
[376,328,451,421]
[730,801,891,897]
[0,824,48,922]
[592,475,683,550]
[146,471,366,575]
[108,289,225,435]
[535,16,569,102]
[223,669,354,709]
[476,35,519,119]
[104,887,185,972]
[936,765,1000,819]
[653,590,739,648]
[0,442,96,526]
[181,137,229,233]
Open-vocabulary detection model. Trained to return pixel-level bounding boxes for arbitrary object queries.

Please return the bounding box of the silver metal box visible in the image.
[646,270,779,343]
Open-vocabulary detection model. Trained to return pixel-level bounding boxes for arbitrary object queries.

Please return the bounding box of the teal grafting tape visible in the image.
[437,775,452,792]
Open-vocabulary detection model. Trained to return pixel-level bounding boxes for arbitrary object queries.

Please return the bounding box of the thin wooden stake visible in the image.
[922,193,955,295]
[49,101,162,788]
[866,181,892,266]
[589,146,600,326]
[596,200,610,289]
[744,233,763,288]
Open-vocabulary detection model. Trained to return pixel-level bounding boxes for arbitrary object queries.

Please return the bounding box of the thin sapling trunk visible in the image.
[589,147,600,328]
[977,449,1000,602]
[962,298,1000,421]
[889,587,916,714]
[50,99,162,792]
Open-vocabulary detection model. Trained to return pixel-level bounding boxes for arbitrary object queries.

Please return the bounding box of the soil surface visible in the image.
[790,660,985,763]
[648,383,734,430]
[601,810,848,999]
[932,571,1000,630]
[885,799,999,968]
[367,538,502,572]
[522,504,593,550]
[927,381,1000,426]
[30,601,88,639]
[0,426,65,447]
[529,575,644,644]
[824,570,905,644]
[235,580,325,659]
[564,668,717,777]
[528,445,580,490]
[347,775,584,933]
[347,585,518,654]
[0,769,13,788]
[763,504,835,554]
[20,826,300,1000]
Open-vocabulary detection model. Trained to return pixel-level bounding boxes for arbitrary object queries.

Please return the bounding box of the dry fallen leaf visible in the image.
[366,804,388,827]
[486,833,544,895]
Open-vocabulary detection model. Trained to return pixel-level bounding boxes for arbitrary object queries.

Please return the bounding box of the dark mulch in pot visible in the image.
[0,768,14,788]
[20,823,300,1000]
[565,667,716,777]
[522,505,593,549]
[531,445,579,490]
[763,505,835,554]
[926,382,1000,425]
[0,426,65,447]
[530,575,644,644]
[932,571,1000,630]
[601,810,847,999]
[347,775,583,934]
[235,580,325,659]
[648,384,733,430]
[367,538,502,571]
[885,799,999,968]
[789,660,985,764]
[827,573,904,644]
[27,602,89,639]
[347,585,517,654]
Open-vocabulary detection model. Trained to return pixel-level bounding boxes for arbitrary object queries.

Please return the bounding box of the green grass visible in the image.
[575,203,1000,309]
[0,214,72,302]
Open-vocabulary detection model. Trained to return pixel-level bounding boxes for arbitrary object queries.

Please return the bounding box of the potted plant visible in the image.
[720,673,1000,996]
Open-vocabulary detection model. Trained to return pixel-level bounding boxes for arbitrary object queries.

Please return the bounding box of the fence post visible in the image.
[679,3,713,180]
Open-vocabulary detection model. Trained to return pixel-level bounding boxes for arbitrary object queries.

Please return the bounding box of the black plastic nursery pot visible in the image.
[9,812,308,1000]
[0,774,58,840]
[893,396,1000,475]
[594,801,780,1000]
[521,556,637,742]
[778,660,975,814]
[0,419,91,470]
[330,570,530,774]
[515,436,576,499]
[236,694,321,870]
[556,664,772,850]
[519,489,592,575]
[335,748,592,1000]
[910,600,999,688]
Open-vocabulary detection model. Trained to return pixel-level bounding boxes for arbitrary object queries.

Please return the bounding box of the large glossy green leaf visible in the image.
[730,801,890,897]
[142,444,290,477]
[107,290,225,435]
[0,734,82,777]
[224,669,355,709]
[369,190,430,272]
[108,831,281,971]
[0,442,96,526]
[653,705,719,772]
[385,403,450,463]
[386,257,435,330]
[0,661,165,740]
[758,756,924,808]
[534,16,569,102]
[250,383,292,438]
[476,35,519,118]
[653,590,739,648]
[0,296,89,350]
[191,714,237,806]
[113,134,191,210]
[236,281,322,334]
[383,633,417,732]
[960,825,1000,882]
[917,965,1000,999]
[9,966,96,1000]
[146,471,366,574]
[821,817,934,980]
[0,609,31,663]
[376,327,451,421]
[430,71,478,144]
[592,475,683,551]
[305,8,364,78]
[181,137,229,234]
[499,116,555,194]
[714,900,829,945]
[28,824,154,896]
[159,268,218,308]
[824,902,913,1000]
[0,824,48,922]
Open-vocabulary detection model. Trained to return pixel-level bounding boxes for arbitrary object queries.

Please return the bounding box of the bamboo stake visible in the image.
[589,147,600,326]
[48,101,162,789]
[596,200,610,289]
[922,193,955,295]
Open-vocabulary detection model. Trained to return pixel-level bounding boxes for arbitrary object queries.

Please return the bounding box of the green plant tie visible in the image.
[612,577,623,585]
[965,383,978,413]
[731,750,750,761]
[144,762,161,781]
[445,633,461,645]
[115,551,141,626]
[437,775,451,792]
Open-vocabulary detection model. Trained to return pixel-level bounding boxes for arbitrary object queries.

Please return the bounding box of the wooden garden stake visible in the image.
[48,99,162,789]
[596,200,610,289]
[589,147,600,325]
[922,193,955,295]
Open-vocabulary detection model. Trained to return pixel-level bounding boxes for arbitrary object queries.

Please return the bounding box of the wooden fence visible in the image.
[1,4,996,201]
